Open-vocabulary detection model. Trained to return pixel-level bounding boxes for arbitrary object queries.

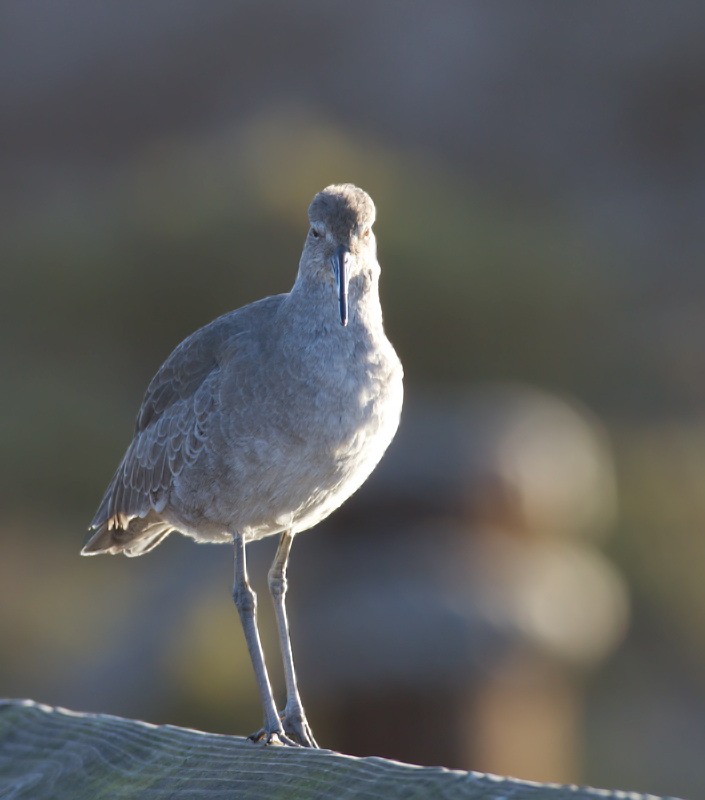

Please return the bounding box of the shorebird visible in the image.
[82,184,404,747]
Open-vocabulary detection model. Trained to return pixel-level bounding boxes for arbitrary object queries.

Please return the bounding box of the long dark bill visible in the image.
[331,245,349,326]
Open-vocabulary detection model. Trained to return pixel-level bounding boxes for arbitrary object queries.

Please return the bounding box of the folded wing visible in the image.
[83,315,234,556]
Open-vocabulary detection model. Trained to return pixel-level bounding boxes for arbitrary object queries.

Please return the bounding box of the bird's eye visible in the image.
[311,228,319,239]
[364,228,371,237]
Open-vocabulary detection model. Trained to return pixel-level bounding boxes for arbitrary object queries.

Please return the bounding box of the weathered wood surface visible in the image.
[0,699,683,800]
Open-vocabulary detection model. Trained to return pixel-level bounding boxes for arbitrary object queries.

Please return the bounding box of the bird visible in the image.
[82,183,404,748]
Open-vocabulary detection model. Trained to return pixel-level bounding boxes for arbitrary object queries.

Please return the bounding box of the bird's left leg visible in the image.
[268,530,319,748]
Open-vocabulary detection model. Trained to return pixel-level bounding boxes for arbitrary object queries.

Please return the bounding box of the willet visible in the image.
[82,184,404,747]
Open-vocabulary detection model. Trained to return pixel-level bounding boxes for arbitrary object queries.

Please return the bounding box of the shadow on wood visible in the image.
[0,699,685,800]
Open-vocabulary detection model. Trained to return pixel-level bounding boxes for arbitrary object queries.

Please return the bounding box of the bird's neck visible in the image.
[288,268,385,335]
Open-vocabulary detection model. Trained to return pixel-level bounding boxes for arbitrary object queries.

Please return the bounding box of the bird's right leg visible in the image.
[232,534,297,746]
[268,531,319,748]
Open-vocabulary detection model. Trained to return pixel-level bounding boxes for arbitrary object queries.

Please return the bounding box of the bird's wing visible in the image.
[87,312,239,538]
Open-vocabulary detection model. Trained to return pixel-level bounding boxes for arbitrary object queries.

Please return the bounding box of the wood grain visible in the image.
[0,699,683,800]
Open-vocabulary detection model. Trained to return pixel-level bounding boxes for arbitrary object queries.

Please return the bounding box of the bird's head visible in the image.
[303,184,377,327]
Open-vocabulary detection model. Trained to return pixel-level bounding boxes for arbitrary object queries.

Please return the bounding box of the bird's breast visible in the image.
[307,337,403,490]
[186,321,402,540]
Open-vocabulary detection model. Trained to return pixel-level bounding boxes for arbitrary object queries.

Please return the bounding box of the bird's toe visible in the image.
[282,712,319,749]
[248,727,301,747]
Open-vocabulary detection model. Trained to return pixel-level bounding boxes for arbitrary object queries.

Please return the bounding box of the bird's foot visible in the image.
[248,727,300,747]
[281,708,319,749]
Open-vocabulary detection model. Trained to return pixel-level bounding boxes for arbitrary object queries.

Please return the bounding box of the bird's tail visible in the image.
[82,514,173,557]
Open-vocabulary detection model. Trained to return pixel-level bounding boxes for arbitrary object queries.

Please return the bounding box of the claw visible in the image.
[248,727,300,747]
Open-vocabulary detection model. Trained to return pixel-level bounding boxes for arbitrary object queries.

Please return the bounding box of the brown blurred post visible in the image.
[297,386,628,781]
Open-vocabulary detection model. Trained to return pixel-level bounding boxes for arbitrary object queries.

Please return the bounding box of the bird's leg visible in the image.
[268,531,319,748]
[232,534,297,746]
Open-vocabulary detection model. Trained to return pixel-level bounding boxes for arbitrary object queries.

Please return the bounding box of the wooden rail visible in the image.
[0,699,684,800]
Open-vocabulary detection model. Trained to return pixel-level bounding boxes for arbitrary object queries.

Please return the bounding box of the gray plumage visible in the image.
[84,184,402,556]
[82,183,403,747]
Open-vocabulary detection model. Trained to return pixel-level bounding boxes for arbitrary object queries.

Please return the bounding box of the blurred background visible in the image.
[2,2,705,797]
